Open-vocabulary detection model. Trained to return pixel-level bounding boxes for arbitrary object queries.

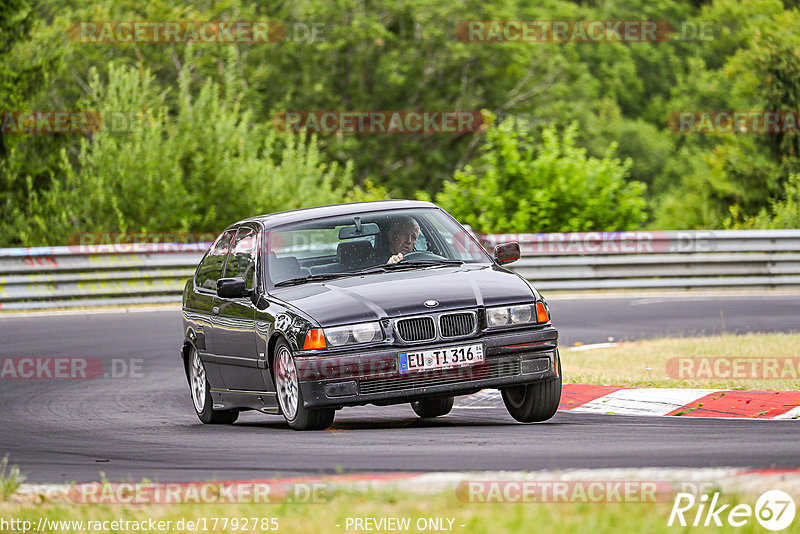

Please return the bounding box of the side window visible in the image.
[195,230,235,291]
[226,226,257,290]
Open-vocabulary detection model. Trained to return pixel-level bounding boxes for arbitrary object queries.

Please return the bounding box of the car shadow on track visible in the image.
[225,413,569,432]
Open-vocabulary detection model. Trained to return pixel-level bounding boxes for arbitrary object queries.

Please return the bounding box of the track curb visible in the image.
[455,385,800,419]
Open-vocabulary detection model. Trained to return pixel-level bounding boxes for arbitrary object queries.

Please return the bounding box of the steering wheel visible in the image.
[399,250,441,261]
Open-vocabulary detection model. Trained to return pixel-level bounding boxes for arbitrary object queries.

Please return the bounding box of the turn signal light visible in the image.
[535,302,549,323]
[303,328,327,350]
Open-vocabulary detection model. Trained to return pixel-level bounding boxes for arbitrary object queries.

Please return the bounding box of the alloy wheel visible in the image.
[190,349,206,413]
[276,346,299,419]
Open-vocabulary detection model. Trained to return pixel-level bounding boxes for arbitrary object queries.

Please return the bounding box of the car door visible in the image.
[190,228,236,388]
[212,224,268,392]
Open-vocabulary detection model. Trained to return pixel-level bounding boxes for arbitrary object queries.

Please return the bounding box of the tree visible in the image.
[7,49,357,245]
[245,0,595,196]
[433,117,646,233]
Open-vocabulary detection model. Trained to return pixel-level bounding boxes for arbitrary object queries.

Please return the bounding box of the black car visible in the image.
[181,200,560,430]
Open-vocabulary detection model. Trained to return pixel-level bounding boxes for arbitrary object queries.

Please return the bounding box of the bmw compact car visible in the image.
[181,200,560,430]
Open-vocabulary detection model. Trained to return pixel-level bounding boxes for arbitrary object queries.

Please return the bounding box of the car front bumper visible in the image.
[294,325,559,408]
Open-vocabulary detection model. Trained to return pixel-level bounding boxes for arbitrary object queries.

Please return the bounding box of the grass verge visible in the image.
[563,332,800,389]
[2,489,795,533]
[0,455,24,501]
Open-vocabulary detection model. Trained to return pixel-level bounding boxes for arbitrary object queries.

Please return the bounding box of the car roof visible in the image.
[234,200,439,229]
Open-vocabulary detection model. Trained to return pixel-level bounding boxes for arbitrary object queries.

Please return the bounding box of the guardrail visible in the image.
[481,229,800,291]
[0,244,208,310]
[0,230,798,310]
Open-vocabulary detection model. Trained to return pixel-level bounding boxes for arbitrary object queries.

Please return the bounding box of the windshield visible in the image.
[265,208,490,286]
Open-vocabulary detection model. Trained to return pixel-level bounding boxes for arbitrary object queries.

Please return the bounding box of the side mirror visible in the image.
[216,277,250,298]
[494,242,521,265]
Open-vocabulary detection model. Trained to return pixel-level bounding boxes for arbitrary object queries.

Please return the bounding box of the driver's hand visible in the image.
[387,253,403,265]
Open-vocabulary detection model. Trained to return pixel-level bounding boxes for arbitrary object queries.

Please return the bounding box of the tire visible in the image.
[188,347,239,424]
[411,397,454,418]
[501,355,562,423]
[274,339,335,431]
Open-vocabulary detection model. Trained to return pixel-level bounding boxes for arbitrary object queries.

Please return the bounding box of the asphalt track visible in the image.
[0,293,798,483]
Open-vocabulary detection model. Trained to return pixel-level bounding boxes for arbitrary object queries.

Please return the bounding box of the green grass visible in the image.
[564,332,800,389]
[0,456,23,501]
[3,488,798,533]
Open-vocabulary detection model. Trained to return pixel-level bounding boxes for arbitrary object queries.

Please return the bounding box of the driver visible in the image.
[384,216,420,264]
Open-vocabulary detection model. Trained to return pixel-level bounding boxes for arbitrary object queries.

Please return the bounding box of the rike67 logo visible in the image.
[669,490,796,531]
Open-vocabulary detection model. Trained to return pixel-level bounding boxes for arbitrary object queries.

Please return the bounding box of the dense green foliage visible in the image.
[10,50,357,244]
[1,0,799,245]
[433,120,646,233]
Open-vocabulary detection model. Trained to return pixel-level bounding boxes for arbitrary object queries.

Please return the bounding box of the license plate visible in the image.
[398,343,484,373]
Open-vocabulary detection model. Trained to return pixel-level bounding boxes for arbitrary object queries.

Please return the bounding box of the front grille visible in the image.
[395,316,436,342]
[358,358,520,395]
[440,312,475,338]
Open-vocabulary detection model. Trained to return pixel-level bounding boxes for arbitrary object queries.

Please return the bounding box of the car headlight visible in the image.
[324,321,384,347]
[486,303,538,327]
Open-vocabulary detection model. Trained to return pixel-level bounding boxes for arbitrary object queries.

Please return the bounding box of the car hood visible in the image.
[271,265,537,326]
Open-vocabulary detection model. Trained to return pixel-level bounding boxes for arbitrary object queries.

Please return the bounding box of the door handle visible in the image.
[212,306,220,315]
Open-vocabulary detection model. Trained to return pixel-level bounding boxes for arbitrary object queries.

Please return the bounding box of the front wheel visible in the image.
[274,340,335,431]
[411,397,454,418]
[501,357,561,423]
[189,348,238,424]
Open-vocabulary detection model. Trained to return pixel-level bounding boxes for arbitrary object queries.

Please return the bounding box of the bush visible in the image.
[433,118,646,234]
[8,48,355,246]
[726,173,800,229]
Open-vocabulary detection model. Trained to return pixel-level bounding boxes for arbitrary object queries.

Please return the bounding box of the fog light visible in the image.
[324,381,358,398]
[521,357,550,374]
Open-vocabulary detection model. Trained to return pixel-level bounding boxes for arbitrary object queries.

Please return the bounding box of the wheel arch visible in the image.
[181,337,197,383]
[267,331,290,377]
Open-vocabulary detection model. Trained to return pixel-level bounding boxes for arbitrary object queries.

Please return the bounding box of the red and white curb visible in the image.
[455,385,800,419]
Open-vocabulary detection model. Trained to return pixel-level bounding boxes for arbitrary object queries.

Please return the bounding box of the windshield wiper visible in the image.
[349,259,464,275]
[273,272,353,287]
[274,260,466,286]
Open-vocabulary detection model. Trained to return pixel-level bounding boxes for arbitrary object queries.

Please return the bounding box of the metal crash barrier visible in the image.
[481,229,800,291]
[0,243,208,310]
[0,230,798,310]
